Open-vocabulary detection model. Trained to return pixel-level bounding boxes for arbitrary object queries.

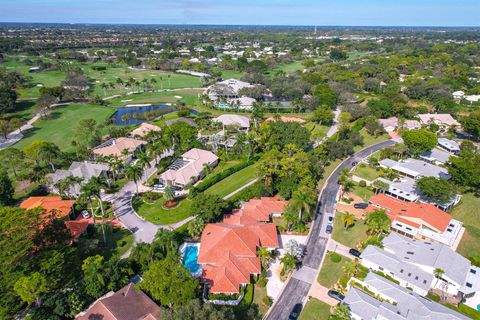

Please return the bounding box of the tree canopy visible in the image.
[401,129,438,155]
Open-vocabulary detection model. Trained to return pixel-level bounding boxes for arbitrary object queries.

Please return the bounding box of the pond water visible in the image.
[111,105,174,126]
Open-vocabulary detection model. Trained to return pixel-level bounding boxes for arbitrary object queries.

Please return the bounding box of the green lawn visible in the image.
[304,122,329,141]
[204,163,258,198]
[353,164,381,181]
[332,216,369,248]
[350,183,375,202]
[252,284,270,317]
[106,88,202,107]
[4,101,37,122]
[221,70,245,80]
[13,103,116,152]
[77,226,134,260]
[299,298,332,320]
[132,197,193,225]
[355,129,389,152]
[271,60,305,75]
[317,253,351,288]
[451,193,480,259]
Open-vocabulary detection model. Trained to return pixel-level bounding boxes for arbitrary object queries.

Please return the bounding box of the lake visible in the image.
[111,105,174,125]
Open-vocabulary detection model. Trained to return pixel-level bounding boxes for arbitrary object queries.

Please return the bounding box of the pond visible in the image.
[111,105,174,126]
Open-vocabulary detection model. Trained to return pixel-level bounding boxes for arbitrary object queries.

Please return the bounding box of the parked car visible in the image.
[81,210,90,219]
[328,290,345,301]
[288,303,303,320]
[326,224,333,234]
[349,248,361,257]
[353,202,369,209]
[328,215,334,223]
[351,161,358,167]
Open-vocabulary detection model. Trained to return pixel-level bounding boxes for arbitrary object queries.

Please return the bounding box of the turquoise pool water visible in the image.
[183,245,201,273]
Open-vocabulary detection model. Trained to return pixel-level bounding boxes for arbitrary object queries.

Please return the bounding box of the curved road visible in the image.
[265,139,395,320]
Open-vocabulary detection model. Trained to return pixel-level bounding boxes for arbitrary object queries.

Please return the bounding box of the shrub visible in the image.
[330,252,342,263]
[256,276,268,288]
[142,191,161,202]
[359,180,367,187]
[262,296,272,307]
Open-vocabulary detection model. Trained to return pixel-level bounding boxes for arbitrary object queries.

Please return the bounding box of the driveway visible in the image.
[265,139,395,320]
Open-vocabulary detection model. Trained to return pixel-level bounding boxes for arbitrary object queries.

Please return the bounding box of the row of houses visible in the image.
[379,113,460,133]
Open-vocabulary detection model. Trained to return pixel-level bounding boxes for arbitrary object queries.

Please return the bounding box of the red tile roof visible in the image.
[65,220,90,239]
[198,200,285,294]
[20,196,75,219]
[368,194,452,232]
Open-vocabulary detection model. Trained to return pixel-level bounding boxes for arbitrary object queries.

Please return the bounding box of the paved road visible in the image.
[265,139,395,320]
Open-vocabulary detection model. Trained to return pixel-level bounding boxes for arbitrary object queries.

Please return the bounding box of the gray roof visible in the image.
[164,117,198,127]
[361,245,433,291]
[345,273,469,320]
[382,233,476,289]
[420,148,453,164]
[438,138,460,152]
[379,158,450,179]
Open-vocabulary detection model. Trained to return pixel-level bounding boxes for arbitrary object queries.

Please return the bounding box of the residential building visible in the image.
[379,158,450,180]
[420,148,454,165]
[206,79,252,100]
[130,122,161,138]
[213,114,250,130]
[159,148,218,188]
[452,90,465,102]
[76,283,161,320]
[344,272,469,320]
[403,119,422,130]
[228,96,257,110]
[360,233,480,299]
[418,113,460,128]
[164,117,198,127]
[93,137,146,161]
[438,138,461,154]
[198,198,283,294]
[379,117,399,132]
[20,196,75,220]
[47,161,111,196]
[367,194,462,247]
[465,95,480,103]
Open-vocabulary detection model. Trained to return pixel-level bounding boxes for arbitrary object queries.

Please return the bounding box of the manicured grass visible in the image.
[209,160,243,175]
[355,129,389,152]
[132,197,193,225]
[271,60,305,74]
[221,70,245,80]
[77,226,134,260]
[451,193,480,259]
[106,88,202,107]
[204,163,258,198]
[317,253,351,288]
[13,103,116,152]
[4,101,37,122]
[304,122,329,141]
[252,284,270,317]
[353,164,381,181]
[350,183,375,202]
[299,298,332,320]
[332,215,369,248]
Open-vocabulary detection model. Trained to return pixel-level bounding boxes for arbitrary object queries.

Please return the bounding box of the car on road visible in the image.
[349,248,361,257]
[288,303,303,320]
[351,161,358,166]
[353,202,369,209]
[326,224,333,234]
[328,215,334,223]
[81,210,90,219]
[328,290,345,301]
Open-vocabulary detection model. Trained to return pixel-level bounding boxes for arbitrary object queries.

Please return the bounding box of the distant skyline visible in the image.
[1,0,480,27]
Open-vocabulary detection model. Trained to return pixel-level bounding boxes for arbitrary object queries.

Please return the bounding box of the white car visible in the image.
[81,210,91,219]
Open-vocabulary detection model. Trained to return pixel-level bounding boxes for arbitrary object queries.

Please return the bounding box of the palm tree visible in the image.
[332,303,350,320]
[80,183,97,225]
[257,247,272,269]
[116,77,124,87]
[58,176,83,198]
[342,260,357,277]
[289,185,316,223]
[100,82,108,96]
[88,176,109,244]
[280,253,297,274]
[142,78,149,91]
[341,212,355,232]
[125,163,143,195]
[372,180,389,194]
[135,150,151,178]
[39,142,61,171]
[434,268,445,287]
[163,185,175,204]
[149,78,157,90]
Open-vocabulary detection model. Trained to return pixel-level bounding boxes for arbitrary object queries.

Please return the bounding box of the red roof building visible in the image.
[198,197,286,294]
[367,194,462,247]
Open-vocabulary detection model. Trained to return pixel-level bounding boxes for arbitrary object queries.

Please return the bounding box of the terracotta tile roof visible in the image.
[130,122,161,137]
[20,196,75,219]
[223,197,288,223]
[93,137,146,158]
[65,220,90,239]
[266,116,306,123]
[76,283,161,320]
[368,194,451,232]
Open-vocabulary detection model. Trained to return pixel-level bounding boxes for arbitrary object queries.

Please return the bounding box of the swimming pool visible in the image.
[181,243,202,277]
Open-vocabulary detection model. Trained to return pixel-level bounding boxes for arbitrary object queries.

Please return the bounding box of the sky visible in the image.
[1,0,480,26]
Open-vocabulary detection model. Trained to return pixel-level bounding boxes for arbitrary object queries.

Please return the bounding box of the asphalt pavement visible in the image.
[265,139,395,320]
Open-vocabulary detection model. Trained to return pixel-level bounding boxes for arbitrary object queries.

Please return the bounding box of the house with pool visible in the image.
[182,197,287,297]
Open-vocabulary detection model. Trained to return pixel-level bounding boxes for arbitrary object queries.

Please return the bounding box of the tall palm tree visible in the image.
[39,142,61,171]
[135,150,151,178]
[341,212,355,232]
[80,182,97,225]
[280,253,297,274]
[58,176,83,198]
[434,268,445,287]
[257,247,272,270]
[342,260,357,277]
[289,186,316,223]
[89,176,109,244]
[125,163,143,195]
[163,185,175,204]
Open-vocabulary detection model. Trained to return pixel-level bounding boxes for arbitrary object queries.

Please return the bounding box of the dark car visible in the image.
[288,303,303,320]
[326,224,333,234]
[351,161,358,166]
[349,248,361,257]
[353,202,369,209]
[328,290,345,301]
[328,215,334,223]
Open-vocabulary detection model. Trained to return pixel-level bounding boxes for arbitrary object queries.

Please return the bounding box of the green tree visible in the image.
[416,176,456,204]
[38,141,62,171]
[434,268,445,287]
[330,48,348,60]
[163,185,175,203]
[191,193,229,222]
[0,171,14,206]
[461,110,480,137]
[23,140,48,166]
[0,148,25,178]
[313,106,335,125]
[187,217,205,239]
[14,272,47,306]
[82,255,106,298]
[280,253,297,275]
[289,185,317,223]
[0,85,17,115]
[257,247,273,269]
[314,83,337,108]
[141,257,198,308]
[330,303,350,320]
[125,163,143,195]
[448,150,480,193]
[401,129,438,155]
[162,299,235,320]
[365,209,391,236]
